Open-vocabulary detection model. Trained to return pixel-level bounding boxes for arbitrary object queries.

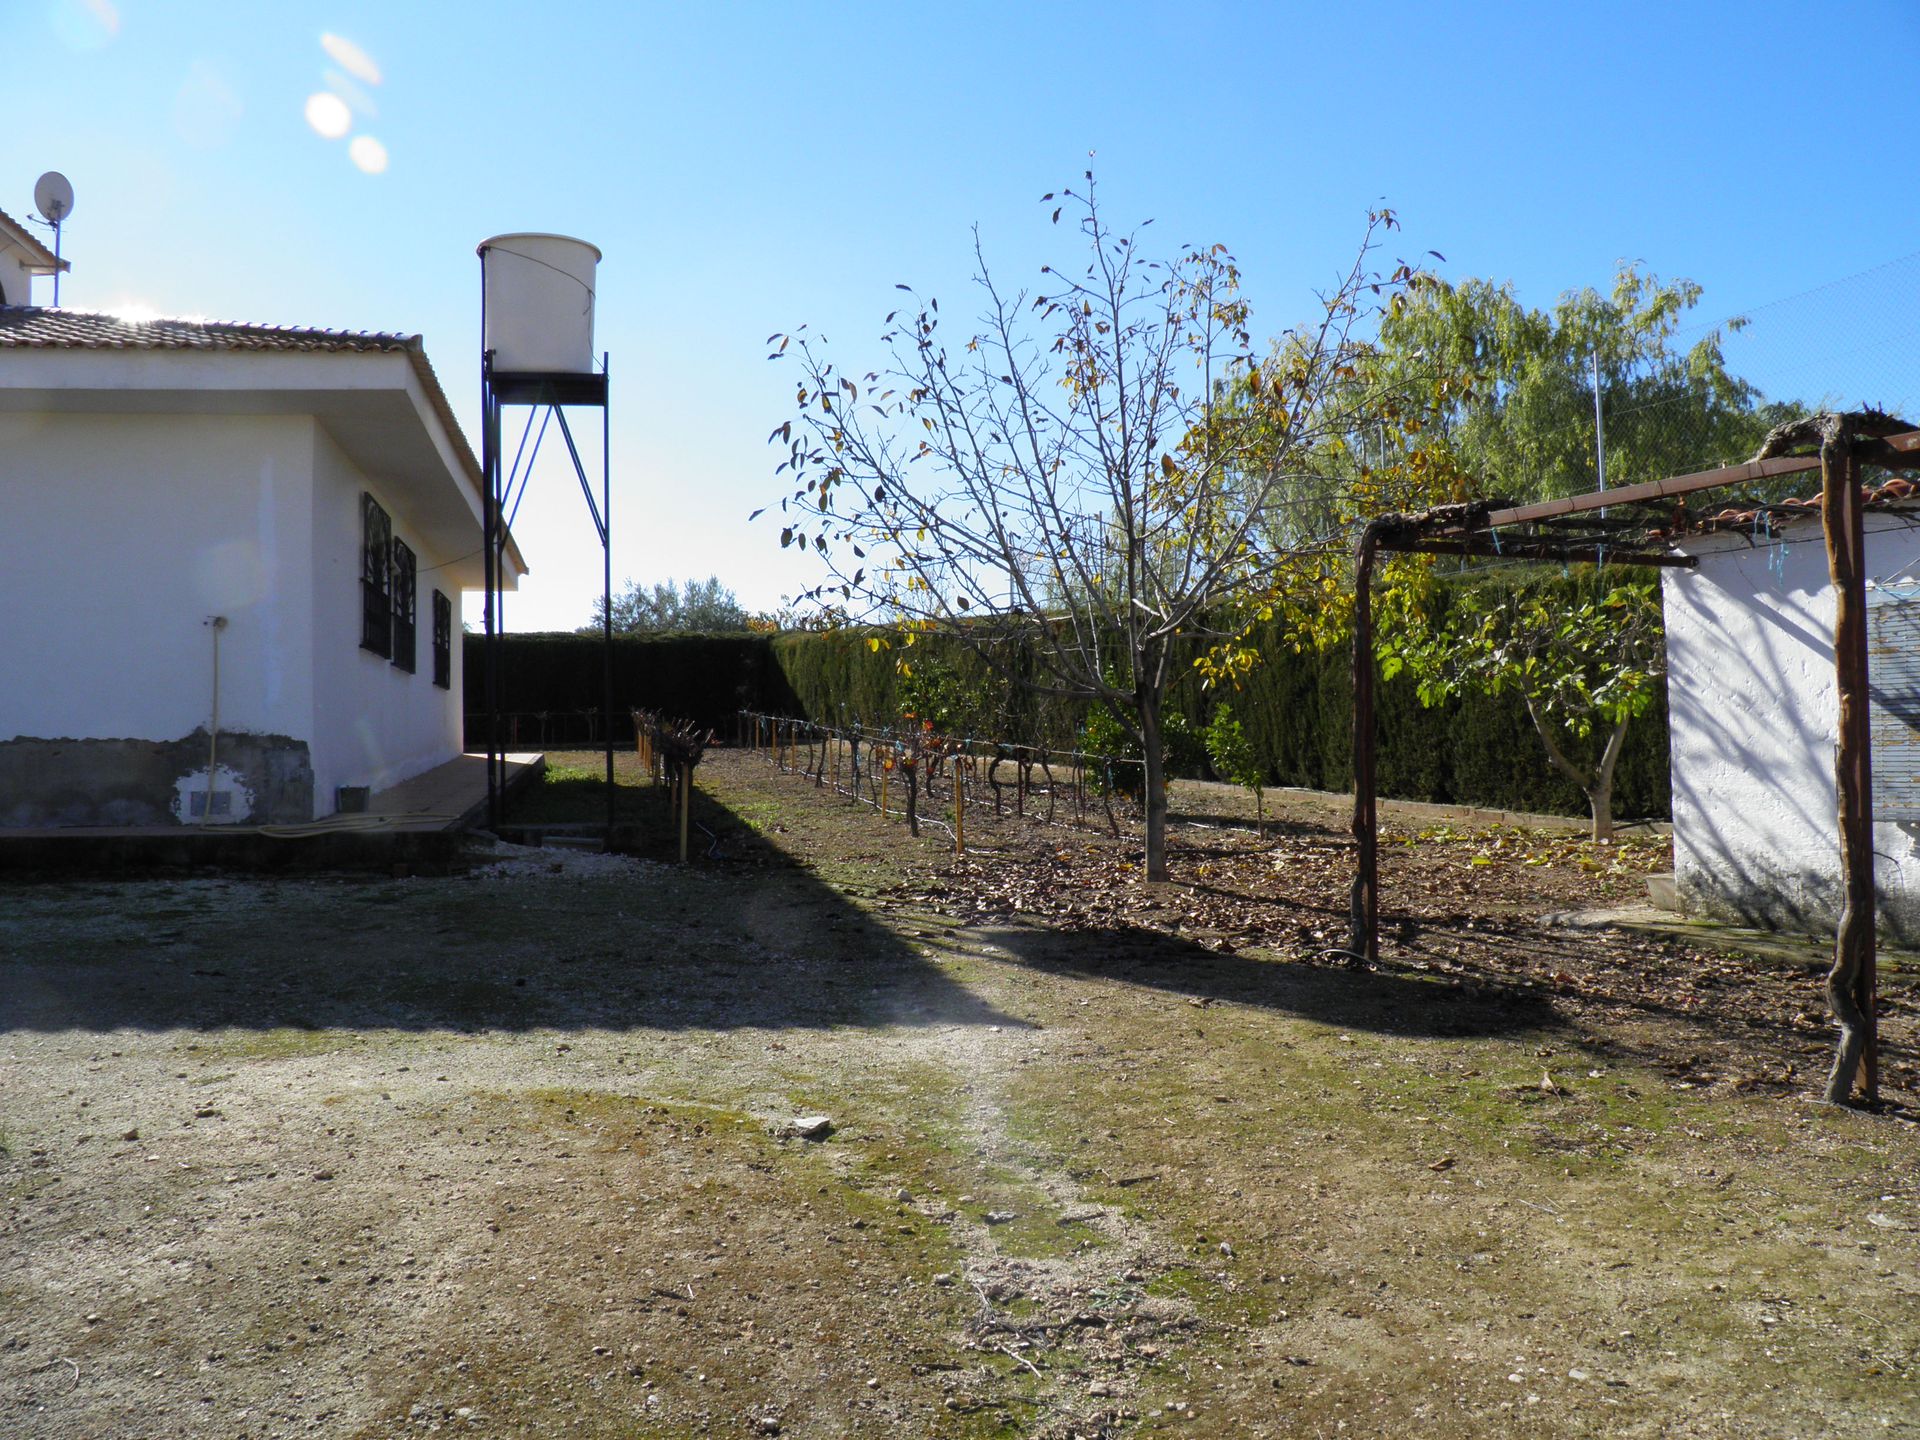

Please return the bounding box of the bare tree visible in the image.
[764,176,1417,879]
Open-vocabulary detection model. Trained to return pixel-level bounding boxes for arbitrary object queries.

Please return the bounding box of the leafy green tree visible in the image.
[1204,702,1265,837]
[764,177,1421,879]
[1365,264,1794,503]
[1385,576,1665,840]
[588,576,749,633]
[1215,264,1792,837]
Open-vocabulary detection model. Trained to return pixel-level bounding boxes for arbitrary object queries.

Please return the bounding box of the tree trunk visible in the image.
[905,766,920,837]
[1140,690,1168,881]
[1521,693,1612,841]
[1584,717,1631,843]
[1348,527,1380,964]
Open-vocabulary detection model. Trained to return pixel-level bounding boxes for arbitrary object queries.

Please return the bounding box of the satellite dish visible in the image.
[34,172,74,224]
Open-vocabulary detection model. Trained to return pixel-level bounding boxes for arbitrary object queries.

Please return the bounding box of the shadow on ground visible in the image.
[0,786,1024,1038]
[966,920,1562,1039]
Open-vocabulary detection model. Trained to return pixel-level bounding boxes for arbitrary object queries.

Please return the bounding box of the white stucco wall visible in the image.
[308,426,464,813]
[0,411,317,745]
[2,343,497,826]
[1664,512,1920,939]
[0,248,37,307]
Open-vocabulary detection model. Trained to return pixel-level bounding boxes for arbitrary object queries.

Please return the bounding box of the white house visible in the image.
[1663,483,1920,939]
[0,294,524,827]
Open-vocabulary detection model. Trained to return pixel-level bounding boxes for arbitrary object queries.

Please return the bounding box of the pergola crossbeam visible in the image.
[1459,428,1920,531]
[1393,538,1698,568]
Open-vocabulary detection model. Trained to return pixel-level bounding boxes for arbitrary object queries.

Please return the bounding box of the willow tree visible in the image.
[763,178,1420,879]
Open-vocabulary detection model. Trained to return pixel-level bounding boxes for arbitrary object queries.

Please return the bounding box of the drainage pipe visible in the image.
[204,616,227,825]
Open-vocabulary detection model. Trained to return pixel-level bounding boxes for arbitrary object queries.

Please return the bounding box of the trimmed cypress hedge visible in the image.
[466,568,1672,822]
[462,632,795,743]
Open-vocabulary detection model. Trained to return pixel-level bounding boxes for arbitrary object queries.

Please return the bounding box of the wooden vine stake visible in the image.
[954,753,966,854]
[679,763,691,864]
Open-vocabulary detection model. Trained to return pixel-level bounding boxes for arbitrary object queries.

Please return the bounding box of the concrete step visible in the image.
[540,834,606,852]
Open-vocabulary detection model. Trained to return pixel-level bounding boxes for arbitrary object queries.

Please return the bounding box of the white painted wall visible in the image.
[0,249,34,306]
[2,343,497,825]
[1,409,471,823]
[0,411,317,745]
[307,425,463,813]
[1664,512,1920,939]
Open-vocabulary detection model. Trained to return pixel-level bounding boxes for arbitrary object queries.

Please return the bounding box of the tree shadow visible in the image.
[0,788,1024,1038]
[965,919,1561,1039]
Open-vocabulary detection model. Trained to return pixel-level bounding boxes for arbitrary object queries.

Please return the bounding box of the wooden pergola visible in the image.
[1346,414,1920,1108]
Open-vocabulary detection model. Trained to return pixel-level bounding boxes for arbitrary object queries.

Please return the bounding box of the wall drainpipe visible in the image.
[204,616,227,825]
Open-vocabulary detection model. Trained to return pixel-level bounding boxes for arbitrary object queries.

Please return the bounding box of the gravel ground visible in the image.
[2,749,1916,1438]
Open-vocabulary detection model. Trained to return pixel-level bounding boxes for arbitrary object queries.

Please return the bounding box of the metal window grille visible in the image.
[390,539,417,673]
[360,493,392,657]
[432,590,452,689]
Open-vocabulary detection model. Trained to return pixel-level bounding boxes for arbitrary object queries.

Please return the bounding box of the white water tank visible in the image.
[478,233,601,374]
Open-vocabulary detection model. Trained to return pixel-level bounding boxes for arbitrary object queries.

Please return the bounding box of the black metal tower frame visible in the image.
[479,346,614,841]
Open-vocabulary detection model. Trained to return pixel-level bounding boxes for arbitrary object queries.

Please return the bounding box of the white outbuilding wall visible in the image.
[1664,510,1920,939]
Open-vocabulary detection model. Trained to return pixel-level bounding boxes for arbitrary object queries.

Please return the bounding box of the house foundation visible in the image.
[0,731,313,828]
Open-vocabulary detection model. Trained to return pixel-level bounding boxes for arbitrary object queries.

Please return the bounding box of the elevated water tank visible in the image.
[478,233,601,374]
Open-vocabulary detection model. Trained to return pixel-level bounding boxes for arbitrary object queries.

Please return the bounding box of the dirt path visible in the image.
[3,749,1916,1438]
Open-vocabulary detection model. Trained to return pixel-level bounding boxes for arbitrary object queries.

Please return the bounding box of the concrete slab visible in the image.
[1542,902,1913,977]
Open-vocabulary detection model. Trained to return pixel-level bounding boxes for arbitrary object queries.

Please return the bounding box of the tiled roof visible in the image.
[0,306,418,352]
[1672,476,1920,539]
[0,304,525,574]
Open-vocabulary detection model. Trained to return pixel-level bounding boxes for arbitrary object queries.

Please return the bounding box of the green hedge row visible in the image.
[1221,567,1671,820]
[465,568,1673,821]
[462,633,794,743]
[767,610,1669,821]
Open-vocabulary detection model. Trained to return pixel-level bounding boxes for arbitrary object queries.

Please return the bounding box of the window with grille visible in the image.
[390,539,417,673]
[360,493,392,656]
[432,590,452,689]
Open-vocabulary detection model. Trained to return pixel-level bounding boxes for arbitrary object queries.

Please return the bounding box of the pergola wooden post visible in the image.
[1817,419,1876,1103]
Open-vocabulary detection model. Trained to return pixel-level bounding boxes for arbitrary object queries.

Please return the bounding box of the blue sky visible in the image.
[5,0,1915,627]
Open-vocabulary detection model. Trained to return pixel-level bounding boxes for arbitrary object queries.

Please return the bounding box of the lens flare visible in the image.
[320,32,382,86]
[323,68,380,120]
[304,91,351,140]
[49,0,118,51]
[348,135,389,175]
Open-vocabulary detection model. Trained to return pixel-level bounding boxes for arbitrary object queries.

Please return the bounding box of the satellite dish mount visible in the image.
[33,171,75,306]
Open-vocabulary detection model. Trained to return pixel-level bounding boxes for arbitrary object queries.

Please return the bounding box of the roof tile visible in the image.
[0,306,418,353]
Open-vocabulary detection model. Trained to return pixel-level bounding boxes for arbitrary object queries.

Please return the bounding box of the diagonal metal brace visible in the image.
[551,398,606,545]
